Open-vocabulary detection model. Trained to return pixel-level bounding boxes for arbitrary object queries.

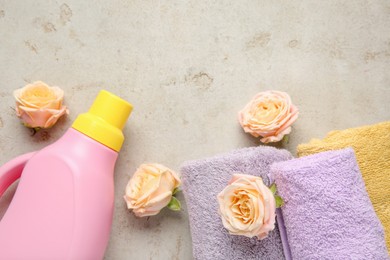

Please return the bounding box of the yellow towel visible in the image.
[297,121,390,252]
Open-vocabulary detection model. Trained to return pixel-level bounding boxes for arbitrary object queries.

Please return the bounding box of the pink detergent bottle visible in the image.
[0,90,133,259]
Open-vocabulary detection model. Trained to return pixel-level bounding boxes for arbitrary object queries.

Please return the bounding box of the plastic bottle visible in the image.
[0,90,133,259]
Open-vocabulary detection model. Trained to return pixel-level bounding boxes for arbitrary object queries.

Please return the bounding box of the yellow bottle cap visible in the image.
[72,90,133,152]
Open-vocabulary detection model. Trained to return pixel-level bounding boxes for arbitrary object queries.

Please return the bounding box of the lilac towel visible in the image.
[270,148,389,260]
[181,146,293,260]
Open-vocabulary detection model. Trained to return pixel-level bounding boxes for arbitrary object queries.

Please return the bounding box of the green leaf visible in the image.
[275,195,284,208]
[26,127,41,136]
[282,135,289,144]
[172,187,180,196]
[269,183,277,194]
[167,196,181,211]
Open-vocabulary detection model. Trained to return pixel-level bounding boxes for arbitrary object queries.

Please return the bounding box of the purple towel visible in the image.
[181,146,293,260]
[270,148,389,260]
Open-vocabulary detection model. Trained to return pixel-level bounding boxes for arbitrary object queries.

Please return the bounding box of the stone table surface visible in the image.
[0,1,389,259]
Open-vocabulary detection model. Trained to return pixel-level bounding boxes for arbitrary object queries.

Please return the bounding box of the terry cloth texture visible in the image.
[297,121,390,252]
[271,148,389,260]
[181,146,293,260]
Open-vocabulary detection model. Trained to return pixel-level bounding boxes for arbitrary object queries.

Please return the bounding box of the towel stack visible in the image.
[181,121,390,259]
[271,148,388,260]
[297,121,390,251]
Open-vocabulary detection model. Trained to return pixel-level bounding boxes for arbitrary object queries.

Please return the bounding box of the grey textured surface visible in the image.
[0,1,389,259]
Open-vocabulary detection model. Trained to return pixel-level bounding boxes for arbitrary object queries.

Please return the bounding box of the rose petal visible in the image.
[238,90,298,143]
[124,163,181,218]
[14,81,68,128]
[217,174,277,239]
[143,191,172,212]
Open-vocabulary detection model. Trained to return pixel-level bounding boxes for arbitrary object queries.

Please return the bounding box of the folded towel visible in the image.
[297,121,390,251]
[271,148,389,260]
[181,146,293,260]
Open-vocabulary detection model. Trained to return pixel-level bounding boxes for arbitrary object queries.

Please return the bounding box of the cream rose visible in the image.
[14,81,69,128]
[217,174,276,240]
[238,90,298,143]
[124,163,181,217]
